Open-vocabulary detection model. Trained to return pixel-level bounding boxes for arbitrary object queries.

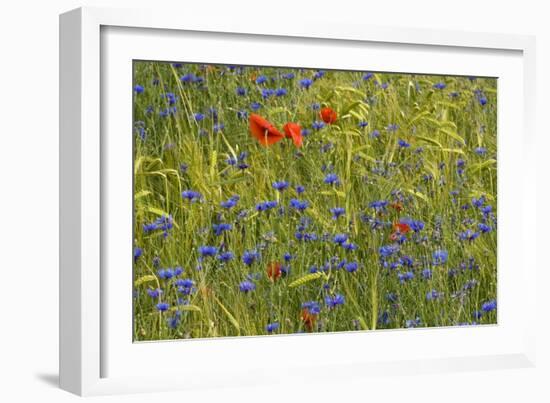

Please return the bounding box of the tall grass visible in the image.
[132,62,497,341]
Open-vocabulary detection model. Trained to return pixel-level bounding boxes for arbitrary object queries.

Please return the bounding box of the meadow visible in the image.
[132,61,497,341]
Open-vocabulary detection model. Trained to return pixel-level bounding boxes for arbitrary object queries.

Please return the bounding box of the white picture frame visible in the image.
[59,6,537,396]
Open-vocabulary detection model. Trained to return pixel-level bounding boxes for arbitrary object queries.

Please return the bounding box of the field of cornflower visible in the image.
[132,61,497,341]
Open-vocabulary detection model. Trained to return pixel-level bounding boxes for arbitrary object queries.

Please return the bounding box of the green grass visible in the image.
[132,62,497,341]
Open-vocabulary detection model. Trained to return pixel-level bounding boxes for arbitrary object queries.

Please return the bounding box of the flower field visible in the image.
[132,61,497,341]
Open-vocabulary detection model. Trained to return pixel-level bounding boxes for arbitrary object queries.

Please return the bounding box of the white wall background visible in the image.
[0,0,547,401]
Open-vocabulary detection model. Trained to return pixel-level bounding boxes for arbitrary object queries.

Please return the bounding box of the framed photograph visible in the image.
[60,6,537,396]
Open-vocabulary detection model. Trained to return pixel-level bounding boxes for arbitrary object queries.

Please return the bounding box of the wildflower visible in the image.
[379,244,399,258]
[405,317,421,328]
[283,122,303,147]
[282,72,295,79]
[275,88,287,97]
[220,196,238,209]
[249,114,285,146]
[181,190,202,202]
[295,185,305,194]
[255,75,267,85]
[409,220,425,232]
[472,196,485,208]
[156,302,169,312]
[421,268,432,279]
[324,173,340,185]
[358,121,369,128]
[193,112,205,121]
[175,279,194,288]
[426,289,442,301]
[478,223,492,233]
[242,250,260,266]
[342,242,357,251]
[432,249,448,265]
[312,121,326,130]
[325,294,345,308]
[333,234,348,245]
[345,261,359,273]
[236,87,247,96]
[198,245,218,257]
[481,299,497,312]
[369,200,388,211]
[398,139,410,148]
[433,82,446,89]
[459,229,480,241]
[398,271,414,283]
[250,102,262,111]
[256,200,278,211]
[213,123,225,133]
[330,207,345,219]
[363,72,373,80]
[272,181,289,191]
[474,147,487,155]
[134,84,144,94]
[133,247,142,263]
[239,280,256,293]
[370,130,381,138]
[320,107,337,124]
[267,262,282,281]
[266,322,280,333]
[147,288,162,298]
[301,128,311,136]
[212,223,232,236]
[289,198,309,211]
[217,251,235,262]
[300,78,313,89]
[157,268,174,280]
[386,124,399,132]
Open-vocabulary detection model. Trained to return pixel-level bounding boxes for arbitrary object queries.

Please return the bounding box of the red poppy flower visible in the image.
[320,107,337,124]
[249,114,285,146]
[283,122,303,148]
[300,309,317,332]
[392,222,411,234]
[267,262,282,281]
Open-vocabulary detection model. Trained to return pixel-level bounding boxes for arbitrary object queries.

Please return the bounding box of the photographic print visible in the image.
[132,62,497,341]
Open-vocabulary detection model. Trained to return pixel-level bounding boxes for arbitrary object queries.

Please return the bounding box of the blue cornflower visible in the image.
[217,251,235,262]
[133,247,142,263]
[156,302,170,312]
[426,289,442,301]
[266,322,280,333]
[213,123,225,133]
[333,234,348,245]
[261,88,275,99]
[180,73,196,83]
[147,288,162,298]
[310,102,321,110]
[481,299,497,312]
[370,130,381,138]
[481,205,493,214]
[256,200,278,212]
[158,268,176,280]
[369,200,388,211]
[174,266,183,276]
[283,252,293,262]
[472,196,485,208]
[295,185,305,194]
[345,261,359,273]
[239,280,256,293]
[213,223,232,236]
[242,250,260,266]
[300,78,313,89]
[405,317,421,328]
[255,75,267,85]
[474,147,487,155]
[272,181,289,191]
[433,82,446,90]
[478,223,492,233]
[301,301,321,315]
[275,88,287,97]
[379,244,399,258]
[325,294,345,308]
[386,124,399,132]
[198,245,218,257]
[236,87,247,96]
[324,173,340,185]
[398,271,414,283]
[175,279,194,288]
[330,207,345,219]
[289,198,309,211]
[421,269,432,280]
[342,242,357,251]
[410,220,425,232]
[220,197,238,209]
[313,70,325,80]
[162,92,178,105]
[398,139,410,148]
[282,72,295,79]
[134,84,144,94]
[250,102,262,111]
[358,121,369,128]
[459,229,480,241]
[432,249,448,266]
[301,128,311,136]
[312,121,326,130]
[181,190,202,202]
[193,112,205,121]
[237,110,248,120]
[363,73,373,80]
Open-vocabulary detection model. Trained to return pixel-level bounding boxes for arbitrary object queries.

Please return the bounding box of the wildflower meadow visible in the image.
[132,61,497,341]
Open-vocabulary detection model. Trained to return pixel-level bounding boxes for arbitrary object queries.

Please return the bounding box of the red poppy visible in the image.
[393,222,411,234]
[249,114,285,146]
[267,262,282,281]
[283,122,303,148]
[320,107,337,124]
[300,309,317,332]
